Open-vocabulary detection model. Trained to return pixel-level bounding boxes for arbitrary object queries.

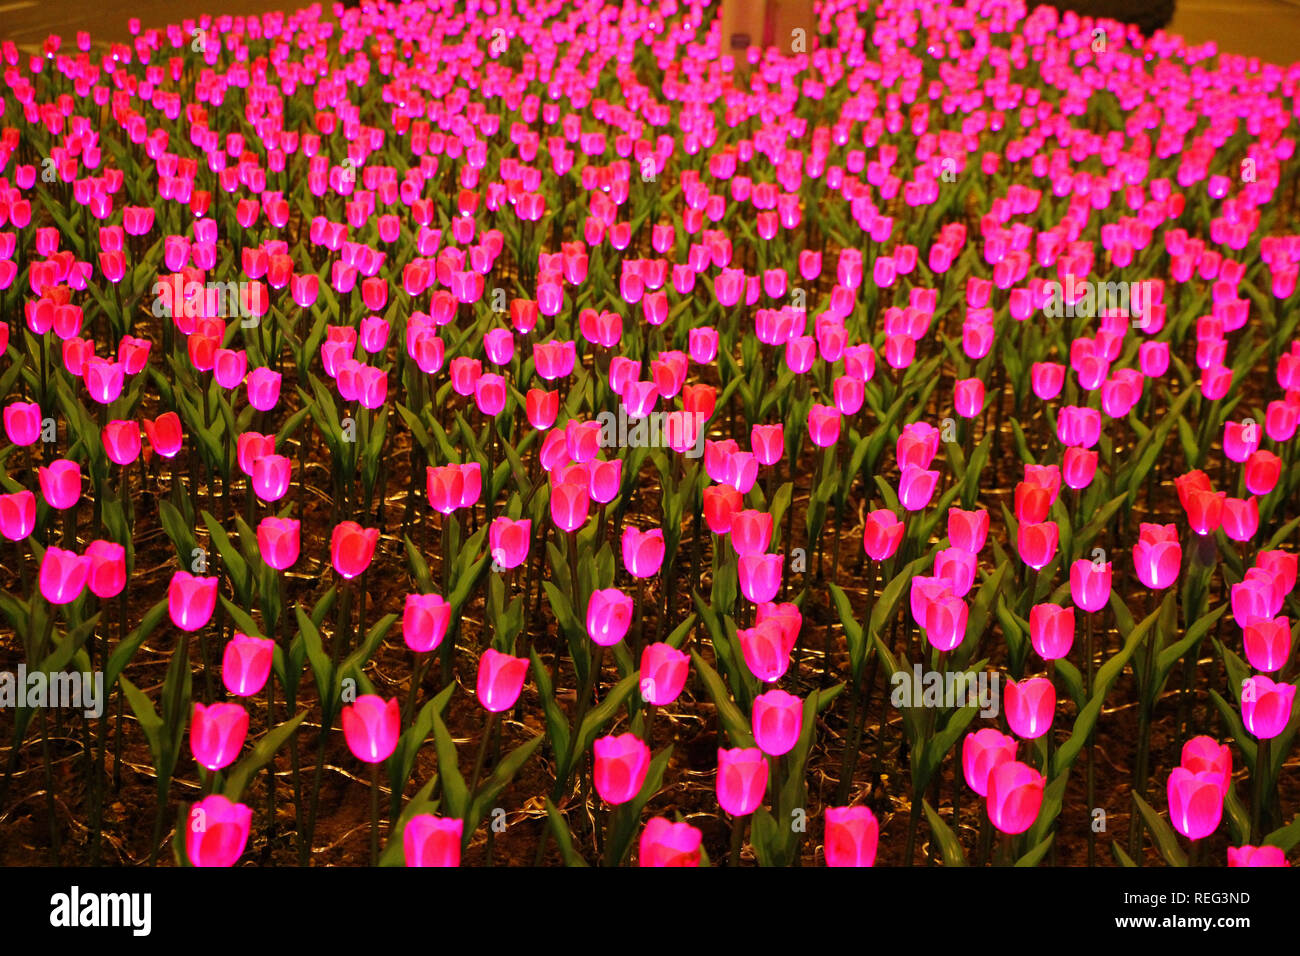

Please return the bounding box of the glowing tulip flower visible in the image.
[168,571,218,631]
[222,633,274,697]
[489,517,531,570]
[3,401,41,445]
[823,806,878,867]
[330,522,379,579]
[1243,617,1291,673]
[144,412,184,458]
[934,548,977,598]
[1223,421,1261,462]
[426,465,466,515]
[1030,362,1065,400]
[38,459,82,510]
[730,510,773,558]
[71,540,119,601]
[639,817,702,867]
[1004,678,1056,740]
[252,454,292,502]
[0,491,36,542]
[1221,497,1259,542]
[1062,447,1098,490]
[1133,523,1181,590]
[963,729,1018,797]
[186,795,252,867]
[1244,451,1282,496]
[587,588,634,647]
[403,593,451,654]
[257,517,300,570]
[40,546,91,605]
[716,747,768,816]
[1029,603,1075,660]
[924,593,968,651]
[1184,488,1226,536]
[1167,767,1224,840]
[1241,676,1296,740]
[954,378,984,418]
[1069,559,1111,612]
[1232,572,1281,629]
[246,368,281,411]
[639,643,690,705]
[986,760,1044,834]
[1015,481,1052,525]
[526,389,559,430]
[404,815,463,867]
[1017,521,1059,570]
[550,479,590,533]
[738,618,796,682]
[808,404,841,447]
[1227,846,1289,867]
[341,695,400,763]
[898,465,939,511]
[1180,736,1232,795]
[738,553,783,603]
[863,509,904,560]
[191,702,249,770]
[750,424,784,466]
[948,508,989,554]
[622,526,665,578]
[476,648,528,712]
[593,733,651,805]
[752,689,803,756]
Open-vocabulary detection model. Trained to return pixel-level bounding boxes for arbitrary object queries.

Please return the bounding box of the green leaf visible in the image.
[574,673,639,757]
[431,705,468,820]
[604,745,674,866]
[467,733,544,837]
[829,583,868,679]
[223,712,307,803]
[922,799,967,866]
[1112,843,1139,867]
[1264,814,1300,853]
[119,675,165,767]
[378,776,441,867]
[1053,594,1165,777]
[220,596,262,637]
[1223,780,1252,847]
[529,648,572,782]
[105,599,169,691]
[689,650,755,748]
[391,682,456,804]
[1014,833,1055,867]
[296,604,335,713]
[1153,604,1228,705]
[1132,792,1189,867]
[544,797,590,867]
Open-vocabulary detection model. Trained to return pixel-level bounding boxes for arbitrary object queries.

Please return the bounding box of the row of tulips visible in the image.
[2,0,1300,867]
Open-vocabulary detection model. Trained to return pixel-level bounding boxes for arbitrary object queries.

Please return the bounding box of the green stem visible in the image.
[729,813,747,866]
[370,760,381,867]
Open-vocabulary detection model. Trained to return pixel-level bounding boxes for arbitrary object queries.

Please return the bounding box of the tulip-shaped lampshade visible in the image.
[639,817,702,866]
[222,633,274,697]
[752,689,803,756]
[963,728,1018,797]
[191,702,249,771]
[985,760,1044,834]
[186,795,253,867]
[716,747,768,816]
[403,814,463,866]
[476,648,529,712]
[341,695,400,763]
[823,806,879,867]
[593,733,651,805]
